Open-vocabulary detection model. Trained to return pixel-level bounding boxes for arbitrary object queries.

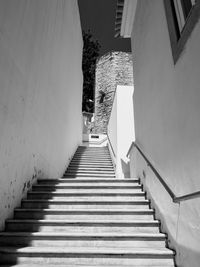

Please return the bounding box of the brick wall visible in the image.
[93,51,133,133]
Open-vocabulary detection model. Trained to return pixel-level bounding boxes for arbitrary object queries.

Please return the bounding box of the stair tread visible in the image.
[6,219,159,225]
[36,184,140,188]
[29,190,142,194]
[0,246,174,255]
[33,184,140,188]
[14,208,152,213]
[38,178,137,182]
[0,232,165,238]
[0,265,174,267]
[22,199,150,203]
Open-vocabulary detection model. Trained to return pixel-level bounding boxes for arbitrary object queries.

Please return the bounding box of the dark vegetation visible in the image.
[82,30,101,113]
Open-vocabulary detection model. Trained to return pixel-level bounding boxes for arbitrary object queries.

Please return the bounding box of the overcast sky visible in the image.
[78,0,131,56]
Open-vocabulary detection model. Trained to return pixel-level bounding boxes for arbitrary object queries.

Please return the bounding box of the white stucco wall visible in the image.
[108,85,135,178]
[130,0,200,266]
[0,0,83,230]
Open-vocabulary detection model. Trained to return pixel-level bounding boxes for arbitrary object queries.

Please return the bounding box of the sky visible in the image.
[78,0,131,56]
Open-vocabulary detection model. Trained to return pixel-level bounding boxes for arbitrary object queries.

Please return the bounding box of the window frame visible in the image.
[164,0,200,64]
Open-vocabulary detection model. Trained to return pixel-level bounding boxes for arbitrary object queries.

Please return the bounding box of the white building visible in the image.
[0,0,83,229]
[115,0,200,266]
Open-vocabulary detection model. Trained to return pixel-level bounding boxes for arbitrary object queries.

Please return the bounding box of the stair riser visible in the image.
[0,238,166,248]
[21,203,150,210]
[0,254,174,266]
[5,225,160,234]
[14,213,154,220]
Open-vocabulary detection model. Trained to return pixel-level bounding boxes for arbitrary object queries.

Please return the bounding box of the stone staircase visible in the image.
[0,146,175,266]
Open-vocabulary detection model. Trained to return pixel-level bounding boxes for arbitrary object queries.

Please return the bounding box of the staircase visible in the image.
[0,146,175,266]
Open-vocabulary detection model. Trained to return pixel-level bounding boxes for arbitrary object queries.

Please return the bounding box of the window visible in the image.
[164,0,200,63]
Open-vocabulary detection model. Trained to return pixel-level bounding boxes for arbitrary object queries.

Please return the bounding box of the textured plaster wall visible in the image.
[93,51,133,134]
[130,0,200,266]
[0,0,83,230]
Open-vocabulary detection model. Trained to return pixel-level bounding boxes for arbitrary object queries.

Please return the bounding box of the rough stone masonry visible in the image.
[93,51,133,134]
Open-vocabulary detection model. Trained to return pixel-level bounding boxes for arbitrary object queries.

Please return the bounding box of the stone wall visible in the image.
[93,51,133,133]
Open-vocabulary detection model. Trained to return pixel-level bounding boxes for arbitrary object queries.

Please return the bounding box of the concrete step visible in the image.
[21,199,150,209]
[0,232,166,248]
[0,246,175,265]
[67,167,115,172]
[30,185,142,191]
[5,219,160,233]
[69,163,114,167]
[64,172,116,176]
[66,170,115,174]
[69,163,114,168]
[75,148,109,150]
[27,192,146,200]
[73,152,111,156]
[71,157,112,161]
[14,208,154,220]
[77,147,109,151]
[71,159,113,163]
[32,184,141,190]
[74,155,111,158]
[67,166,114,170]
[27,192,143,198]
[63,174,116,178]
[0,265,175,267]
[37,178,140,185]
[26,195,146,202]
[72,157,112,161]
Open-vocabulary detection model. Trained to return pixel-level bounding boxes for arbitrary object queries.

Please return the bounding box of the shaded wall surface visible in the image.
[0,0,83,229]
[93,51,133,134]
[130,0,200,266]
[108,85,135,178]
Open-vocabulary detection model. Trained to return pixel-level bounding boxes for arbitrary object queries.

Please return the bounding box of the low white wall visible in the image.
[0,0,83,229]
[108,85,135,178]
[131,0,200,265]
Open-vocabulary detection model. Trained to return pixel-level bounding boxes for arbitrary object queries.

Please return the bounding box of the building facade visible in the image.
[116,0,200,266]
